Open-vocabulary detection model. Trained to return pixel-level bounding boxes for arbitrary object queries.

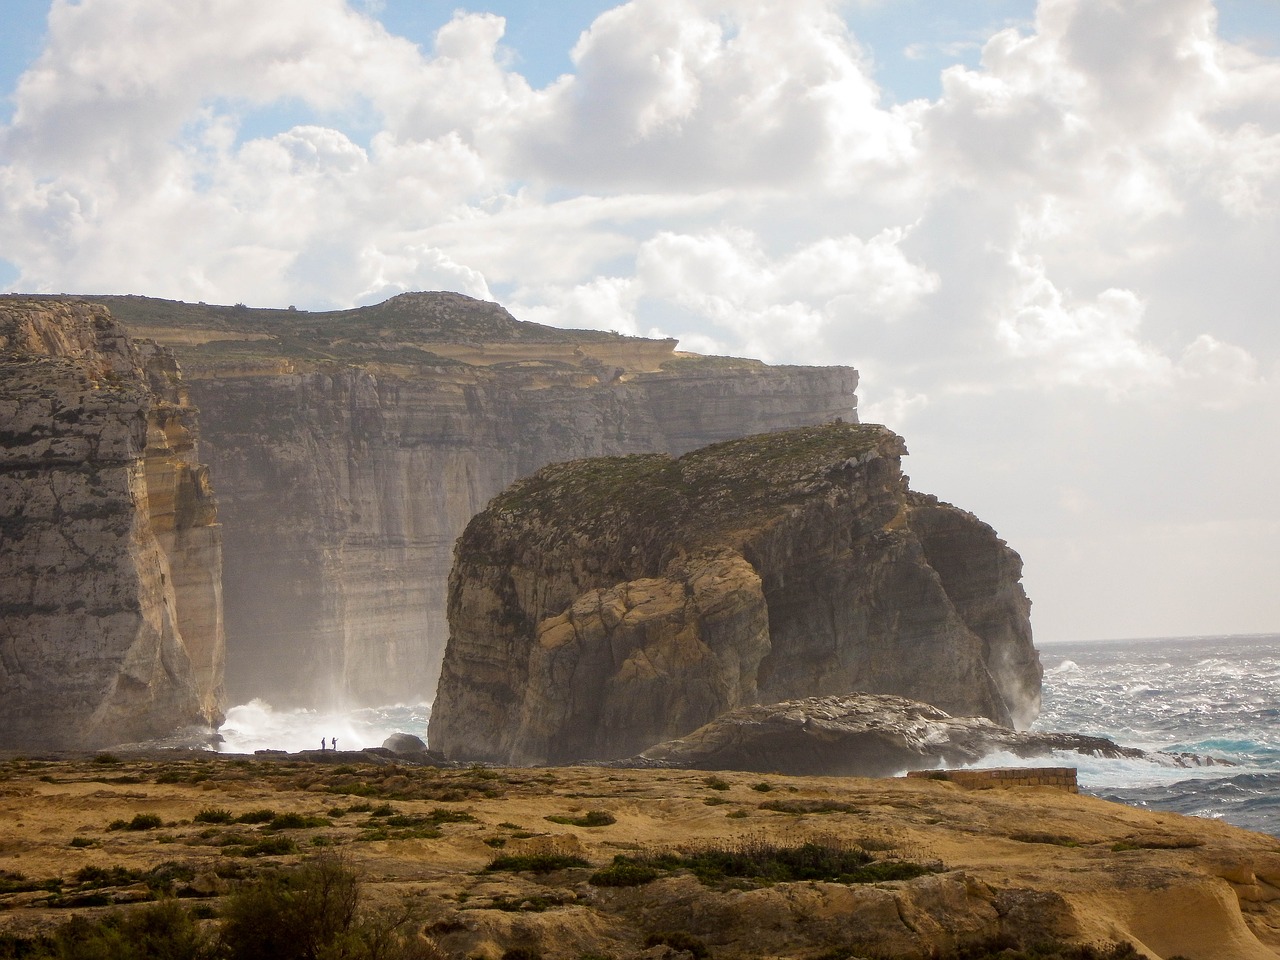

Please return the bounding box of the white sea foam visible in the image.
[216,699,430,754]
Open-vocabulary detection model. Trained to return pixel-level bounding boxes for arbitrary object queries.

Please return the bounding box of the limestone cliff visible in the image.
[0,299,224,749]
[89,293,857,708]
[429,422,1042,764]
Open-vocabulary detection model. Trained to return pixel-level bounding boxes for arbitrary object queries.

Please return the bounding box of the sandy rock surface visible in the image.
[1,755,1277,959]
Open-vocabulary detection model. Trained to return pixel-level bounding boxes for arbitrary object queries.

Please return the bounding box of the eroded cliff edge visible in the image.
[0,300,224,749]
[91,293,858,707]
[429,422,1042,765]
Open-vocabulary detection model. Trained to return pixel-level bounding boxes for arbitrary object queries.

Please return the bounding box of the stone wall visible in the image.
[907,767,1079,793]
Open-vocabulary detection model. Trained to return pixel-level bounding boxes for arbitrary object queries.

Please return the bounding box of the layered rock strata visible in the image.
[94,293,858,707]
[0,299,224,749]
[429,422,1042,764]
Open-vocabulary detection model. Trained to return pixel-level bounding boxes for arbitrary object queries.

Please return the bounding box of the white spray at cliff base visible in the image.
[216,700,430,754]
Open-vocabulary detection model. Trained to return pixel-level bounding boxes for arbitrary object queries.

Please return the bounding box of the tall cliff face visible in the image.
[93,293,857,708]
[429,422,1041,765]
[0,300,224,750]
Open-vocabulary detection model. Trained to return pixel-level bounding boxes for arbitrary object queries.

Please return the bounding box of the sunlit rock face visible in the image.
[0,299,224,750]
[98,293,858,709]
[429,422,1042,765]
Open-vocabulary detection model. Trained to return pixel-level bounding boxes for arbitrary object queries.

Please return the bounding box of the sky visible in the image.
[1,0,1277,647]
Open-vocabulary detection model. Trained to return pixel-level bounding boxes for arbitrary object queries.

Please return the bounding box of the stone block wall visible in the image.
[907,767,1078,793]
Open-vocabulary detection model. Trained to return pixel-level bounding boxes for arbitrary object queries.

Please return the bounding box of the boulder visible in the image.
[382,732,428,755]
[636,693,1142,777]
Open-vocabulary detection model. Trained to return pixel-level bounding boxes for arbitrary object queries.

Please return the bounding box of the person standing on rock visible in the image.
[331,737,337,751]
[320,738,326,752]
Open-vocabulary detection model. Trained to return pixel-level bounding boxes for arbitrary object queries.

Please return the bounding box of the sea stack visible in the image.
[429,421,1041,764]
[0,299,225,750]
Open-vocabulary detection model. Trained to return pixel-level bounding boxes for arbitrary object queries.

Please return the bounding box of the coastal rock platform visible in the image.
[1,754,1277,959]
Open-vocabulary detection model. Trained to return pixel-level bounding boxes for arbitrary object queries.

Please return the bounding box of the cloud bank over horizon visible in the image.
[2,0,1276,645]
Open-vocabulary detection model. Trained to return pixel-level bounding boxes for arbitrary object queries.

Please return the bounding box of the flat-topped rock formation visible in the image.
[0,300,224,749]
[429,422,1042,765]
[81,293,857,708]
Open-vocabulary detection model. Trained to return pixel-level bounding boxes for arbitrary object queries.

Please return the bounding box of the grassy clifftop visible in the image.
[472,421,903,558]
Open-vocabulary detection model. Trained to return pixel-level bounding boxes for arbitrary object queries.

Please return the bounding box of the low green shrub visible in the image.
[234,809,277,824]
[484,853,590,874]
[193,807,234,824]
[588,857,665,887]
[220,836,298,858]
[545,810,615,827]
[52,899,212,959]
[0,870,60,895]
[265,812,328,830]
[588,836,937,888]
[108,813,164,831]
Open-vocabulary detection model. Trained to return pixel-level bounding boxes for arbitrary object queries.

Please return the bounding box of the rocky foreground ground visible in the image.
[1,754,1278,959]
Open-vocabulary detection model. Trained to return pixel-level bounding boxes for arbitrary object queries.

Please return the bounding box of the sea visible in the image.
[215,632,1280,838]
[1032,632,1280,838]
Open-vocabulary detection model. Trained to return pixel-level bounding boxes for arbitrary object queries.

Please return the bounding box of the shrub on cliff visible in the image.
[588,835,937,888]
[217,854,442,960]
[46,899,211,960]
[217,855,359,959]
[0,855,442,960]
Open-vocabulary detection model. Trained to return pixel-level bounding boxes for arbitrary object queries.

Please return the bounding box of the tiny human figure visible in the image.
[331,737,337,751]
[320,738,326,751]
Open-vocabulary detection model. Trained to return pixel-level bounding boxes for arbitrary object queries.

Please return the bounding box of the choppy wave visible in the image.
[1035,633,1280,836]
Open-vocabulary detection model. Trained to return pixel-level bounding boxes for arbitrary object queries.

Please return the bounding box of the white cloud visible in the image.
[511,0,912,190]
[995,253,1173,397]
[511,276,641,336]
[1,0,1279,640]
[1176,333,1267,409]
[859,387,930,429]
[633,226,938,361]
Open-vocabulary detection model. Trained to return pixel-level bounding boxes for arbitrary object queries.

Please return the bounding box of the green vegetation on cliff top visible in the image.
[472,421,900,559]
